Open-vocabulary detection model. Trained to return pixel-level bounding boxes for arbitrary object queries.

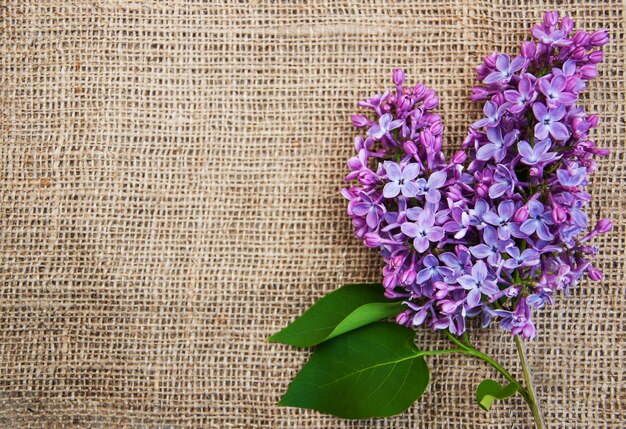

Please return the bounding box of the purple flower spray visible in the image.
[344,12,610,427]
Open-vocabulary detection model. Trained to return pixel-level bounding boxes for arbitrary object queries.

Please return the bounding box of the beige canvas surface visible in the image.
[0,1,624,427]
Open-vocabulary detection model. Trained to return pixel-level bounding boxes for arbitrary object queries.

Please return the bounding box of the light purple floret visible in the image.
[483,54,526,84]
[383,161,420,198]
[401,209,445,253]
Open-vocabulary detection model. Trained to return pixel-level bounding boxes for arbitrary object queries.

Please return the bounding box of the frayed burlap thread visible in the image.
[0,1,624,428]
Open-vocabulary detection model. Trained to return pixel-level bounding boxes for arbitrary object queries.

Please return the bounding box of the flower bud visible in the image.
[391,253,406,269]
[400,269,416,285]
[587,266,603,281]
[419,129,435,148]
[364,232,382,248]
[401,95,414,111]
[353,224,367,239]
[580,64,599,79]
[430,120,444,136]
[475,64,490,80]
[445,185,462,202]
[514,206,529,223]
[352,215,366,227]
[403,140,418,156]
[393,67,405,86]
[423,94,439,110]
[571,117,586,138]
[358,170,378,186]
[351,115,369,128]
[439,300,460,315]
[521,41,536,59]
[491,92,506,106]
[573,30,590,46]
[552,206,568,224]
[590,29,609,47]
[479,167,493,181]
[588,50,603,64]
[470,86,490,101]
[571,46,586,60]
[413,83,426,98]
[484,51,498,68]
[522,323,536,341]
[395,311,410,326]
[561,16,574,34]
[529,166,541,177]
[432,136,443,153]
[588,114,600,127]
[543,11,559,27]
[434,289,449,300]
[595,218,613,233]
[451,150,467,165]
[476,183,489,198]
[383,273,398,290]
[433,281,450,299]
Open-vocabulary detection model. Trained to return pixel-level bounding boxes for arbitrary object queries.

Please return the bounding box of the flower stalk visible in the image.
[515,336,547,429]
[442,331,547,428]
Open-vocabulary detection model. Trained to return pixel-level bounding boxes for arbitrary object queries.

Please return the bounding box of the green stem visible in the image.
[515,336,547,429]
[444,332,532,404]
[425,332,546,428]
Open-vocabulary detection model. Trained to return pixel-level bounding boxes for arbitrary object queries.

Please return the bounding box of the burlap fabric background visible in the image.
[1,1,624,428]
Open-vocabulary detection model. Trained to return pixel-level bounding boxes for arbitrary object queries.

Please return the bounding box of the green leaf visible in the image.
[476,379,518,411]
[279,322,430,419]
[268,283,403,347]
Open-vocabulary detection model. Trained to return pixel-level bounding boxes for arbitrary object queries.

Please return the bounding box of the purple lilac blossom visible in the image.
[483,200,521,240]
[504,75,537,113]
[383,162,420,198]
[533,103,570,140]
[539,75,577,107]
[469,225,513,266]
[483,54,526,84]
[401,209,445,253]
[476,127,519,162]
[518,139,560,165]
[457,261,499,308]
[343,13,610,341]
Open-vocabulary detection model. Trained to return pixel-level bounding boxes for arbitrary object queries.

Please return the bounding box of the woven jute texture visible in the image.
[1,1,624,428]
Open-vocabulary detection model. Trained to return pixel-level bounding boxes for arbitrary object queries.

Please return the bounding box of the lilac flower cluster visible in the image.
[343,12,611,339]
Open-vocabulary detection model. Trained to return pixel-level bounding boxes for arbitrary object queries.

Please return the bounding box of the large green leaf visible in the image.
[268,283,403,347]
[476,379,518,411]
[279,322,430,419]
